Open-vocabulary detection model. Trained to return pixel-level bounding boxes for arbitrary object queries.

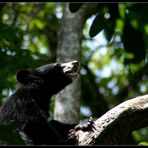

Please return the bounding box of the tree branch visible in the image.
[74,94,148,145]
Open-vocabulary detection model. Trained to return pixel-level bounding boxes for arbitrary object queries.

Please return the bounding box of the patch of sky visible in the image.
[140,84,147,93]
[89,58,124,79]
[112,86,119,95]
[107,79,117,88]
[107,79,119,95]
[80,106,92,117]
[21,25,27,31]
[22,35,48,55]
[80,68,87,75]
[22,35,30,49]
[55,5,63,19]
[2,89,13,103]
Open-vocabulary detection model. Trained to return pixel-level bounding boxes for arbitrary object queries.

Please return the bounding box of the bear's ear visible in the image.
[16,69,44,85]
[16,69,31,84]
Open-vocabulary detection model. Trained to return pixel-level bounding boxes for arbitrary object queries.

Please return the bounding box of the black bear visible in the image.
[0,61,79,145]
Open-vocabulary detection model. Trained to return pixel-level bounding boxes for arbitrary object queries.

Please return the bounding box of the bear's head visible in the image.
[16,60,79,94]
[16,61,79,116]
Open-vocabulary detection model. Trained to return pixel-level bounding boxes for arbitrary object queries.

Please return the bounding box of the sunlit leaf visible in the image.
[139,141,148,146]
[29,19,45,30]
[118,4,127,19]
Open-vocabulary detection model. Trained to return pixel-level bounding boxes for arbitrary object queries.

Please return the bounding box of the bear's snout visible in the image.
[61,61,79,81]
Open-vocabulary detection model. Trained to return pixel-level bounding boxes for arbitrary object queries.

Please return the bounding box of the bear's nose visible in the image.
[72,61,79,66]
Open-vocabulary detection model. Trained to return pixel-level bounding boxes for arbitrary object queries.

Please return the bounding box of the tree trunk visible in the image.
[54,3,97,124]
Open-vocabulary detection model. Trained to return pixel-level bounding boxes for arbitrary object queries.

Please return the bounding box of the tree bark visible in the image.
[54,3,98,124]
[73,94,148,145]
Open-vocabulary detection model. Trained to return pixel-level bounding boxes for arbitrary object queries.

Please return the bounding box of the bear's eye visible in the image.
[55,63,61,67]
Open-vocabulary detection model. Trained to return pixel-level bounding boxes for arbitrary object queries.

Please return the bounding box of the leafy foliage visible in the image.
[0,123,25,145]
[70,3,148,65]
[0,3,60,102]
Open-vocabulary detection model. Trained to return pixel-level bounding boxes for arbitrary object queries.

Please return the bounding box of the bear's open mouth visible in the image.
[62,61,79,81]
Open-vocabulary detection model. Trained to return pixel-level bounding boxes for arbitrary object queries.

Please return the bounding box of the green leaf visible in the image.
[104,4,119,43]
[69,3,83,13]
[123,18,146,64]
[89,14,107,38]
[139,141,148,146]
[0,123,25,145]
[104,19,116,43]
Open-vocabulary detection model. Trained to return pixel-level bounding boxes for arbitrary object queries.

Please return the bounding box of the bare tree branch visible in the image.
[74,94,148,145]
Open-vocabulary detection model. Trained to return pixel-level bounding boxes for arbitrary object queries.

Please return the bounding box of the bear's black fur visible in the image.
[0,61,79,145]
